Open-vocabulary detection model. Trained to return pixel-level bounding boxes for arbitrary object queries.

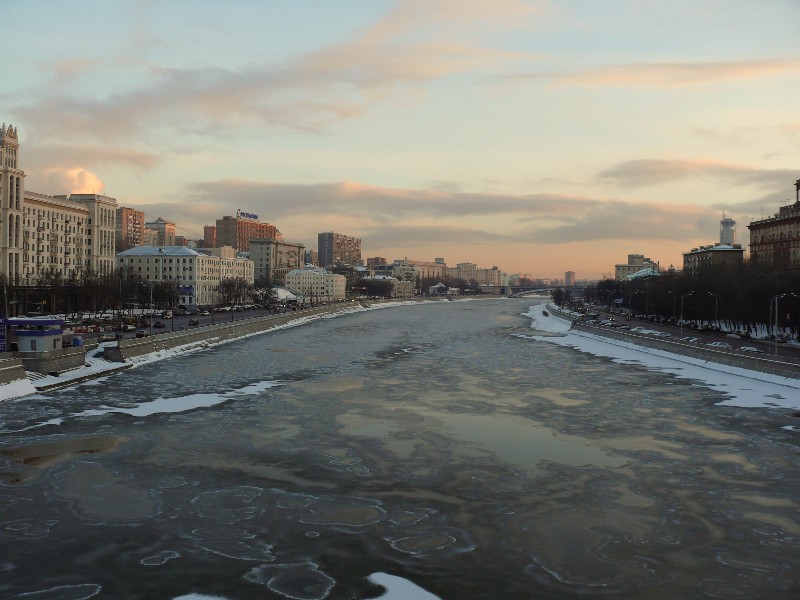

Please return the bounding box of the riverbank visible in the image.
[523,300,800,413]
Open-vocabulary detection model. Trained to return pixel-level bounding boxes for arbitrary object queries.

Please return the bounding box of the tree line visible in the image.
[553,263,800,336]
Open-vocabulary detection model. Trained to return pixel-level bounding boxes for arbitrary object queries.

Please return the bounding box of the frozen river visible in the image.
[1,298,799,599]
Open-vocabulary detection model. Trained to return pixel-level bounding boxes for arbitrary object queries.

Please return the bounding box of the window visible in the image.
[31,340,37,351]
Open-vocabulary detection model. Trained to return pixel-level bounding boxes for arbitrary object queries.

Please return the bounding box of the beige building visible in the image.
[1,124,118,284]
[317,231,362,267]
[145,217,176,246]
[116,245,253,308]
[747,178,800,271]
[248,238,305,286]
[285,267,346,302]
[615,254,659,280]
[116,206,146,251]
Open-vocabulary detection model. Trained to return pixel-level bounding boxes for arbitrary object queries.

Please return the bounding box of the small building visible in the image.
[6,318,65,352]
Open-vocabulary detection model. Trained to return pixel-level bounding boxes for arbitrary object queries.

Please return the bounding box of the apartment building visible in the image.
[116,245,254,308]
[249,238,305,286]
[216,211,281,252]
[285,267,346,302]
[747,178,800,271]
[1,124,118,284]
[317,231,362,267]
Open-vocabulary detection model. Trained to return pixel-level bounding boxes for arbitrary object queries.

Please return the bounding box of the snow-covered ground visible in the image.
[523,301,800,413]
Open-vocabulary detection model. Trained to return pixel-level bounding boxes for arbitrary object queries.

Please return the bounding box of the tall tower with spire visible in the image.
[1,123,26,281]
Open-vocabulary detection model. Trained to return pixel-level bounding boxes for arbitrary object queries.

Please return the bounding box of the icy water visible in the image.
[1,298,799,599]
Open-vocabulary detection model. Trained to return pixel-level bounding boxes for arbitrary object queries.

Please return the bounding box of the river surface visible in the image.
[1,298,799,599]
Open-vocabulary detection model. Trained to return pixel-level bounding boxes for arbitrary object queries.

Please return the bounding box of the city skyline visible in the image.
[5,0,800,278]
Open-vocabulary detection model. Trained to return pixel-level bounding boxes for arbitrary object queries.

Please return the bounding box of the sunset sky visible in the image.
[5,0,800,279]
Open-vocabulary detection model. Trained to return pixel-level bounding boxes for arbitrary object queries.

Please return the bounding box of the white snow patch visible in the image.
[525,302,800,412]
[368,572,441,599]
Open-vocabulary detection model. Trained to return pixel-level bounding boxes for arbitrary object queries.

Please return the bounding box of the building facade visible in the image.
[1,125,118,285]
[317,231,362,267]
[145,217,176,246]
[116,206,145,251]
[565,271,576,286]
[248,238,305,286]
[216,212,281,252]
[747,179,800,271]
[682,244,745,275]
[285,267,346,302]
[116,245,254,308]
[615,254,659,280]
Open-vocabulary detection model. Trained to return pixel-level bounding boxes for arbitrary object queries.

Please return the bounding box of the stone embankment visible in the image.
[104,302,369,363]
[545,304,800,381]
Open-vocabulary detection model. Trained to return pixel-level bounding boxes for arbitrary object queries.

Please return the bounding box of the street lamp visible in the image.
[631,289,645,317]
[771,292,798,356]
[680,291,694,337]
[707,292,718,330]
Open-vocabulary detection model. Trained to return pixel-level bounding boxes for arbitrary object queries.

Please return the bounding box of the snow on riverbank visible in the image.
[523,300,800,412]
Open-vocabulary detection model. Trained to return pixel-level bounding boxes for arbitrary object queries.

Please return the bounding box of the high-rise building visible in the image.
[1,124,117,284]
[317,231,362,267]
[145,217,176,246]
[116,206,145,251]
[565,271,576,286]
[216,211,281,252]
[747,178,800,271]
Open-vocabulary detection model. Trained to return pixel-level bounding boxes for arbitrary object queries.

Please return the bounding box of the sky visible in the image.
[4,0,800,280]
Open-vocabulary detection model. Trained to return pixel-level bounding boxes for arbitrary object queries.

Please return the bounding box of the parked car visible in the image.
[199,310,211,316]
[740,346,763,353]
[122,324,136,332]
[161,310,173,319]
[188,318,200,326]
[99,333,117,342]
[707,341,731,349]
[135,330,150,338]
[154,321,165,329]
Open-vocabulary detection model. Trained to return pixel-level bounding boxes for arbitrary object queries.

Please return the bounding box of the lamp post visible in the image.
[772,293,798,356]
[707,292,718,330]
[680,291,694,337]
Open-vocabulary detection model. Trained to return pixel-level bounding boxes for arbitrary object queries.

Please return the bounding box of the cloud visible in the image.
[16,0,539,143]
[513,59,800,89]
[171,178,715,248]
[597,159,797,189]
[40,167,105,195]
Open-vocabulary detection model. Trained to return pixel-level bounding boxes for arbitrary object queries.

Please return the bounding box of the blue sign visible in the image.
[236,209,259,220]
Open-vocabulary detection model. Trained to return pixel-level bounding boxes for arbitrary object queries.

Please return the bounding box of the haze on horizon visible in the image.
[5,0,800,280]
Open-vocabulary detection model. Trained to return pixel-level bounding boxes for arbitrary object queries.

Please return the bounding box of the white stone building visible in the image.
[116,245,254,308]
[285,267,346,302]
